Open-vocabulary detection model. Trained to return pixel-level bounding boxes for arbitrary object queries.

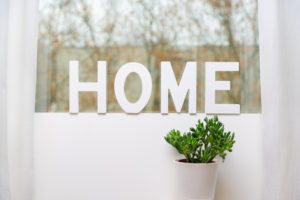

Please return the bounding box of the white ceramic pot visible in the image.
[174,159,219,200]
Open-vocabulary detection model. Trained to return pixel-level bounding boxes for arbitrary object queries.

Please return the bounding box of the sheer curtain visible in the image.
[0,0,38,200]
[259,0,300,199]
[0,0,10,199]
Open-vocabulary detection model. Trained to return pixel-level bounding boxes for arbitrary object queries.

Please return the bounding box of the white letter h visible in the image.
[69,60,107,113]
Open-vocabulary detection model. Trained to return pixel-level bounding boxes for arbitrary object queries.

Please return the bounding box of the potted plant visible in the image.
[164,116,235,200]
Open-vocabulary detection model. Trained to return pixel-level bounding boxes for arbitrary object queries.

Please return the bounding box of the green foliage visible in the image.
[164,116,235,163]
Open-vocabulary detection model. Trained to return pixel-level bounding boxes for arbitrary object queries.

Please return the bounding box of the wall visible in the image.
[34,113,263,200]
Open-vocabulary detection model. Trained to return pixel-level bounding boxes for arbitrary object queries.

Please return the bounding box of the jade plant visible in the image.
[164,116,235,163]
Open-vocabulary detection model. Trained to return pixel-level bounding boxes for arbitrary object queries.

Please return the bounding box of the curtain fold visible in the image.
[0,0,38,200]
[0,0,11,199]
[259,0,300,199]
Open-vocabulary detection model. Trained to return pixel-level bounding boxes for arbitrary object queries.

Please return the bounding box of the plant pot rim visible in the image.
[174,158,219,165]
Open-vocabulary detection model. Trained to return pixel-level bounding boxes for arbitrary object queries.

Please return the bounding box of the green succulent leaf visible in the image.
[164,115,236,163]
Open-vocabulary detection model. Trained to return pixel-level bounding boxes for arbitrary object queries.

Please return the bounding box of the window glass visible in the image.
[36,0,261,113]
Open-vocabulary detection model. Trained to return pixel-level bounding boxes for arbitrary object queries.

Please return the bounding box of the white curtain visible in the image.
[259,0,300,199]
[0,0,10,199]
[0,0,38,200]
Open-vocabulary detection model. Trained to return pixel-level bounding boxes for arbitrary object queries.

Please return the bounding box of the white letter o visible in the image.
[114,62,152,113]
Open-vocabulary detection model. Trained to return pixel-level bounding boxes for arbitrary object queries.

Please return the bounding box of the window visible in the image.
[36,0,260,113]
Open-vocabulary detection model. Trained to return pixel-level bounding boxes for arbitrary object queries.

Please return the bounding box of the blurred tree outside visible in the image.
[35,0,261,113]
